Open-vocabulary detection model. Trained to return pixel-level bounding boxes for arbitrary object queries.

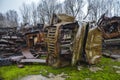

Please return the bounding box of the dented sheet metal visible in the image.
[72,23,102,66]
[86,26,102,64]
[20,59,46,63]
[72,23,87,66]
[97,14,120,39]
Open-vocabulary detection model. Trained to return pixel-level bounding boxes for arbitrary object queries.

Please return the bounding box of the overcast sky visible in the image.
[0,0,65,13]
[0,0,65,21]
[0,0,40,13]
[0,0,87,22]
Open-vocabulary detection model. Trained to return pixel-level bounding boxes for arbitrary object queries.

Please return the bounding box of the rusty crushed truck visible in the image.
[0,13,119,68]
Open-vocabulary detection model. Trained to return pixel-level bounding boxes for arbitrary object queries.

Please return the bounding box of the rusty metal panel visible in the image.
[21,48,35,59]
[20,59,46,63]
[85,27,102,64]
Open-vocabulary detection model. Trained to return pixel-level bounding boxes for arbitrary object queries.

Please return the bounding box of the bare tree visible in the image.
[115,1,120,16]
[86,0,119,21]
[20,3,31,25]
[37,2,45,24]
[5,10,18,27]
[18,0,120,25]
[0,13,5,27]
[86,0,100,20]
[64,0,85,18]
[31,2,37,26]
[37,0,62,24]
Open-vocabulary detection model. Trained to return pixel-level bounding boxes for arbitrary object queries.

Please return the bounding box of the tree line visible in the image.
[0,0,120,27]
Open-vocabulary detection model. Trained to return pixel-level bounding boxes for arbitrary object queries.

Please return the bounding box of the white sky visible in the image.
[0,0,64,13]
[0,0,39,13]
[0,0,40,19]
[0,0,87,22]
[0,0,65,21]
[82,0,88,16]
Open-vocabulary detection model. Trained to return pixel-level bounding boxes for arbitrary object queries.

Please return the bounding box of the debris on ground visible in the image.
[20,75,48,80]
[89,67,103,73]
[48,73,55,78]
[77,66,83,71]
[20,72,69,80]
[113,66,120,69]
[17,64,24,68]
[40,69,48,74]
[85,78,91,80]
[116,71,120,74]
[116,58,120,62]
[113,66,120,74]
[47,72,69,79]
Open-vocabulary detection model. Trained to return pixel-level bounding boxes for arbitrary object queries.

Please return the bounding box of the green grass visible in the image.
[0,57,120,80]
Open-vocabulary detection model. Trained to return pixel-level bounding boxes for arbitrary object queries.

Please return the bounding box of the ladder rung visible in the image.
[48,50,55,52]
[49,44,55,46]
[48,47,55,49]
[50,28,56,30]
[48,35,55,37]
[48,36,55,38]
[48,39,55,41]
[49,40,55,43]
[48,31,56,33]
[49,50,54,52]
[48,34,55,36]
[49,29,56,32]
[48,45,54,48]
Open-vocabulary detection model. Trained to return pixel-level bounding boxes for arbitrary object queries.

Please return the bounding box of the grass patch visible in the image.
[0,57,120,80]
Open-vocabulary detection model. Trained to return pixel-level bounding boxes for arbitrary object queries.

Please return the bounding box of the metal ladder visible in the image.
[47,27,57,55]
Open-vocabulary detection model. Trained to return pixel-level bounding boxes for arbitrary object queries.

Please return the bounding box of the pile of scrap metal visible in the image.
[45,14,102,68]
[18,24,47,65]
[0,27,25,66]
[0,24,47,67]
[12,24,48,67]
[97,14,120,59]
[97,14,120,39]
[45,14,79,67]
[0,27,24,57]
[0,14,102,68]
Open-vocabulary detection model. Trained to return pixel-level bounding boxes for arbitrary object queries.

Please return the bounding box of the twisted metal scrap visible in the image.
[97,14,120,39]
